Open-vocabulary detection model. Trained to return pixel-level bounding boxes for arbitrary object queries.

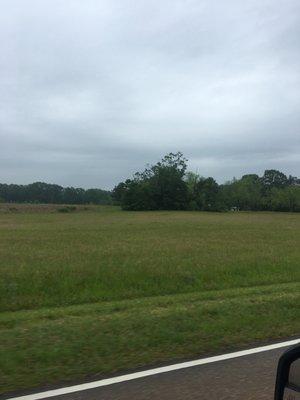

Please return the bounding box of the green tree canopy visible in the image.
[118,152,189,210]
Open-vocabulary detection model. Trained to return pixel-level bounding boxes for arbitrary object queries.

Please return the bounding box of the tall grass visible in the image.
[0,209,299,312]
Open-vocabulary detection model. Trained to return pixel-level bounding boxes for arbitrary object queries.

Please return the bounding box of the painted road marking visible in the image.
[6,338,300,400]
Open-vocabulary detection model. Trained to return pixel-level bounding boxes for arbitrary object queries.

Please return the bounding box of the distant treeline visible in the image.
[2,154,299,211]
[112,152,300,212]
[0,182,112,205]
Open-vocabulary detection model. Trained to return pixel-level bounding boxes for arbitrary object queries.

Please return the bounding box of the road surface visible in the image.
[4,340,300,400]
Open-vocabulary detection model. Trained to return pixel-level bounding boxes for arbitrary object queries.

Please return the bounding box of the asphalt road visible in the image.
[6,347,286,400]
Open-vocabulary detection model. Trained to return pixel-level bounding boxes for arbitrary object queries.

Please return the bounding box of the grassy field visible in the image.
[0,206,300,393]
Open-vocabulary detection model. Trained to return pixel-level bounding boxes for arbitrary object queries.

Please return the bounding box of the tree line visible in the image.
[1,153,299,211]
[112,152,300,212]
[0,182,112,205]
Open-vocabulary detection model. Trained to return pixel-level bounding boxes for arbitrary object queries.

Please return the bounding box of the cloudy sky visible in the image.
[1,0,299,189]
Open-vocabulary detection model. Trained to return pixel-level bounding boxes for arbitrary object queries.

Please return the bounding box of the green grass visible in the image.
[0,208,300,393]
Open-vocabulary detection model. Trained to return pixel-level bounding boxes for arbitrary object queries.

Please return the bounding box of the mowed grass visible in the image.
[0,208,300,393]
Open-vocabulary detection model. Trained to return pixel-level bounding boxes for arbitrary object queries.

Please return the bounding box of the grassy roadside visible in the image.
[1,209,299,393]
[1,282,300,393]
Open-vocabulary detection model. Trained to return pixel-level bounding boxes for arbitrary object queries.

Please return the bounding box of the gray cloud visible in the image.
[0,0,299,189]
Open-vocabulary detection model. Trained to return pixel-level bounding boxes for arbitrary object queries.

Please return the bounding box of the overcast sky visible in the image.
[1,0,299,189]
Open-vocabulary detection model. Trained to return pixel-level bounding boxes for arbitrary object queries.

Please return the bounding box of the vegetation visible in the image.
[0,203,116,214]
[0,208,299,393]
[0,182,112,205]
[113,152,300,212]
[2,283,299,393]
[1,153,299,393]
[1,153,299,212]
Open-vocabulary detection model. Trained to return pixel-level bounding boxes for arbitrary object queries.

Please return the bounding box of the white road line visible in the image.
[6,338,300,400]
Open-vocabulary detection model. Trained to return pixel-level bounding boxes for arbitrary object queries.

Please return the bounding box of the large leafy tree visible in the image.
[148,152,188,210]
[117,152,189,210]
[224,174,263,211]
[194,177,219,210]
[261,169,288,188]
[112,181,128,203]
[186,174,220,210]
